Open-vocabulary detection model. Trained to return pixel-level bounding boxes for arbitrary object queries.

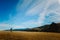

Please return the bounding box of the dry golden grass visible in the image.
[0,31,60,40]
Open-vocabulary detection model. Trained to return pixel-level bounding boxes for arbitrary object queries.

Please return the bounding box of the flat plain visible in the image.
[0,31,60,40]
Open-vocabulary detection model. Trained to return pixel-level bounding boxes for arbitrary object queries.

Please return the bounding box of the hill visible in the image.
[11,22,60,33]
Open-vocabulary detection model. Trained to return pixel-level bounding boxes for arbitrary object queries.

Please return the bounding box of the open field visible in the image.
[0,31,60,40]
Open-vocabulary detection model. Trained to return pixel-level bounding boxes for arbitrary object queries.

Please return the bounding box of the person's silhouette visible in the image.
[10,28,12,32]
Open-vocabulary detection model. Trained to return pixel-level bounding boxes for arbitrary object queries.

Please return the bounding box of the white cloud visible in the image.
[17,0,33,11]
[21,20,38,26]
[35,0,57,25]
[13,20,39,29]
[12,25,26,29]
[25,0,46,16]
[58,0,60,4]
[12,0,60,29]
[25,0,60,25]
[25,0,57,16]
[0,23,9,27]
[0,23,10,30]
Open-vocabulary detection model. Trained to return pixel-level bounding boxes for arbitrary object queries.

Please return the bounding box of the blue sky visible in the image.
[0,0,60,30]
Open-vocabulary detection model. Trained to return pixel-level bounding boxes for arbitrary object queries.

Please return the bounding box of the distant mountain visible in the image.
[7,22,60,33]
[30,22,60,32]
[40,22,60,32]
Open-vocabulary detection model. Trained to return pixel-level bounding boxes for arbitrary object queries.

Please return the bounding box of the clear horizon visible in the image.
[0,0,60,30]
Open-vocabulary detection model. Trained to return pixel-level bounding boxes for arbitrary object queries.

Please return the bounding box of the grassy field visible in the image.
[0,31,60,40]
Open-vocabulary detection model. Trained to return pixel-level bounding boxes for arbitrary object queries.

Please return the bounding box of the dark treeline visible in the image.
[6,22,60,33]
[41,22,60,33]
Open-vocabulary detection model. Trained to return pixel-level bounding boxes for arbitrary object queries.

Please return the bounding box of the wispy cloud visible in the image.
[58,0,60,4]
[25,0,60,25]
[13,20,39,29]
[0,23,10,30]
[2,0,60,30]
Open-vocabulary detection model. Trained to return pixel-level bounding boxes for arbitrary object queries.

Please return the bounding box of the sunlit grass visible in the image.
[0,31,60,40]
